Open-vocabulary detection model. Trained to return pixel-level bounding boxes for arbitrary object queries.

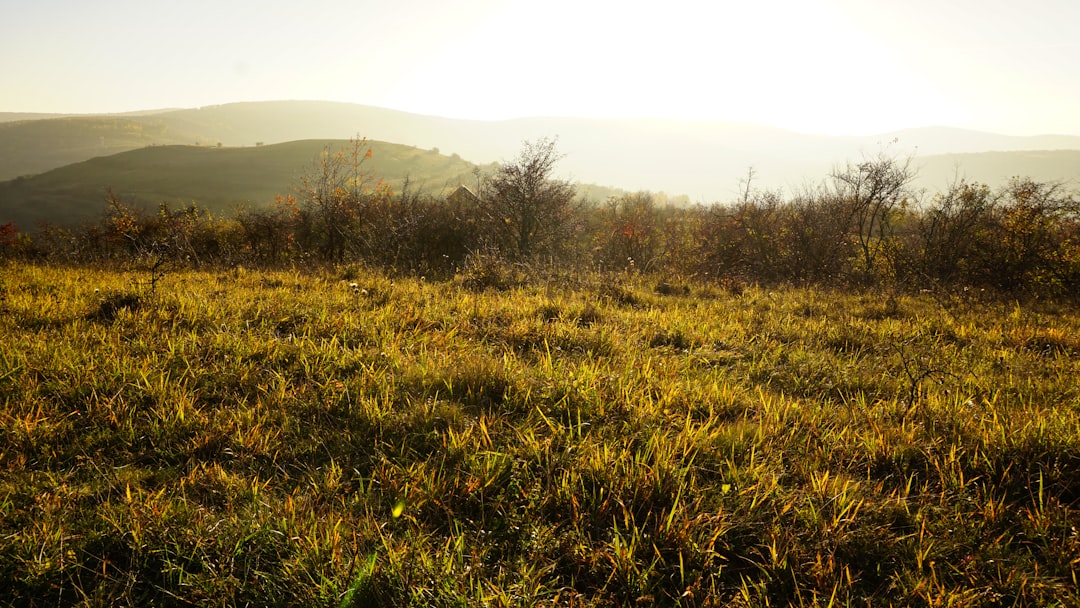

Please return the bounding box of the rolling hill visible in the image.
[912,149,1080,193]
[0,116,210,180]
[1,101,1078,226]
[0,139,499,228]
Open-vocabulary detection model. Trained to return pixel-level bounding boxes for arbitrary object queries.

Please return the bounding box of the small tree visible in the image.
[829,150,916,279]
[782,188,854,283]
[299,137,390,263]
[918,179,998,287]
[994,177,1080,295]
[728,189,787,281]
[480,138,576,260]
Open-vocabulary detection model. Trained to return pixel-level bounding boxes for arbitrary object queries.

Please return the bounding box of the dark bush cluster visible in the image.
[912,178,1080,295]
[5,140,1079,299]
[689,160,1080,298]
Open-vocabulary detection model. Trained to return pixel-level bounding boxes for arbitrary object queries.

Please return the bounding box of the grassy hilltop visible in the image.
[0,140,495,228]
[2,262,1078,605]
[0,116,208,180]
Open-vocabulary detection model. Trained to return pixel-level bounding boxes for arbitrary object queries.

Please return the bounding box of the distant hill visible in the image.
[913,150,1080,193]
[0,116,211,180]
[0,112,73,123]
[0,109,180,124]
[1,100,1078,207]
[0,139,497,228]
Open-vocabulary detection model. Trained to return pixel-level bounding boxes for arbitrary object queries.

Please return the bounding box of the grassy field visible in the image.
[1,262,1079,606]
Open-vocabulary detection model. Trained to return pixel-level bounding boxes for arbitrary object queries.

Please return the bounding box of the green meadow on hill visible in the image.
[0,116,203,181]
[0,140,496,228]
[1,263,1078,606]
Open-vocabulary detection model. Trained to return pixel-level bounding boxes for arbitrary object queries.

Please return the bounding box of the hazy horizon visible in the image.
[7,100,1080,140]
[3,0,1079,138]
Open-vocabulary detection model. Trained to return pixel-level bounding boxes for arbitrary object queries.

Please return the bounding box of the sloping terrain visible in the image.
[3,100,1079,199]
[0,139,491,228]
[0,116,208,180]
[914,149,1080,192]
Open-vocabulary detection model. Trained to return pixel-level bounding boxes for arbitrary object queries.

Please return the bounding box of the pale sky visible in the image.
[3,0,1078,136]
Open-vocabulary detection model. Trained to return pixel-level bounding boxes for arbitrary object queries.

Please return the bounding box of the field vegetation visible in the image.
[3,262,1080,606]
[2,139,1080,606]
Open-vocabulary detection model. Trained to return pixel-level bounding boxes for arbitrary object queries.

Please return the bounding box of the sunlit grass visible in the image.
[1,261,1078,605]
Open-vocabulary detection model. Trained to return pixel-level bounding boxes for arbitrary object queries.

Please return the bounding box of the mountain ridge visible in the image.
[1,100,1078,220]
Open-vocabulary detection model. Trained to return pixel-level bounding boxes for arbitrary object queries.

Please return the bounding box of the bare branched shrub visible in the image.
[993,178,1080,296]
[829,151,917,281]
[593,191,661,271]
[237,196,302,266]
[917,180,999,287]
[297,137,392,263]
[918,177,1080,298]
[479,138,576,261]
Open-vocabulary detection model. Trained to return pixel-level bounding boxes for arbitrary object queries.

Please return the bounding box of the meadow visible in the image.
[1,262,1079,606]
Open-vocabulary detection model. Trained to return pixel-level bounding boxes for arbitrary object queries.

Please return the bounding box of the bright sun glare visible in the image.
[383,0,966,134]
[1,0,1078,135]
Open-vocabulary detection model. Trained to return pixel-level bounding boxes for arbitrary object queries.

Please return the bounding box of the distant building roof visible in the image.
[448,184,480,204]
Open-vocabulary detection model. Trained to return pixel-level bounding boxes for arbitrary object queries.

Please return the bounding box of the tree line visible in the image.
[3,137,1079,299]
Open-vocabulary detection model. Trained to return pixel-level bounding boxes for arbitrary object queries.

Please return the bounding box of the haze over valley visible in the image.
[2,100,1080,228]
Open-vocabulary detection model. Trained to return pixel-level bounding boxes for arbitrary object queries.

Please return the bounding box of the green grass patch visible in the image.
[2,262,1079,605]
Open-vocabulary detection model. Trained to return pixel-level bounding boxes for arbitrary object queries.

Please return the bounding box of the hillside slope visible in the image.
[3,101,1079,200]
[0,139,492,228]
[0,116,212,180]
[913,150,1080,192]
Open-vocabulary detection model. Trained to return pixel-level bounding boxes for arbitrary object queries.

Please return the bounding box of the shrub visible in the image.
[457,250,525,291]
